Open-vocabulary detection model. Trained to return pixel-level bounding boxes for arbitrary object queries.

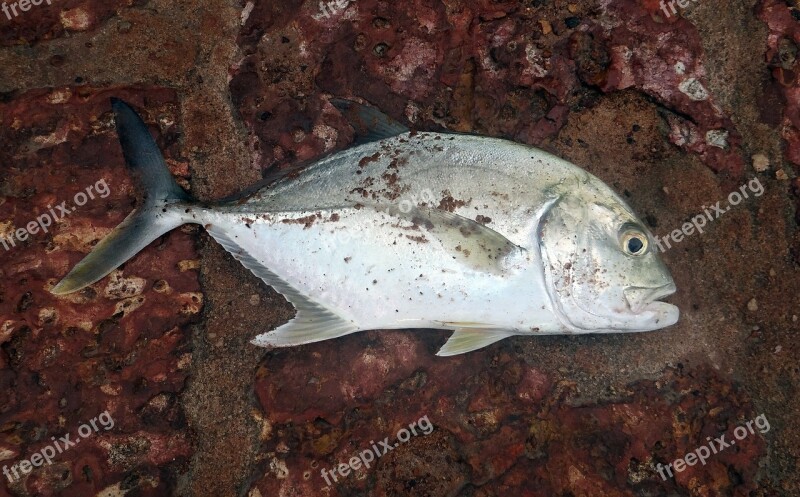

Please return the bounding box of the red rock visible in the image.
[231,0,745,181]
[0,87,198,496]
[0,0,129,47]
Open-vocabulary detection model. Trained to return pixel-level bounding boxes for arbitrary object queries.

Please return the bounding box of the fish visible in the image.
[51,98,679,356]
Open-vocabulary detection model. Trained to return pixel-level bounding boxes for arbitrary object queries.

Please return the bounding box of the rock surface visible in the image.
[0,0,797,496]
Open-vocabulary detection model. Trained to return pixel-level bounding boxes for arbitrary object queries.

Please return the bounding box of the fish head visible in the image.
[538,182,679,333]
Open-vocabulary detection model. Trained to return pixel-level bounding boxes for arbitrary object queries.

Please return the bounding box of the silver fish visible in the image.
[52,98,678,356]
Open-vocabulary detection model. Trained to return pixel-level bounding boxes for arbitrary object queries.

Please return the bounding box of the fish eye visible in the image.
[620,228,648,256]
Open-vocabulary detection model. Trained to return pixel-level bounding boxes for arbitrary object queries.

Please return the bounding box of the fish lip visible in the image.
[624,282,677,314]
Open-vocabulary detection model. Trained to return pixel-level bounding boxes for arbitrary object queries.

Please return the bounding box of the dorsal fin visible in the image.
[330,98,409,144]
[213,100,409,204]
[213,161,313,204]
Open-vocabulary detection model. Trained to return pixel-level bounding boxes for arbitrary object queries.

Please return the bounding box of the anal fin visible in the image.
[436,328,514,356]
[206,228,358,347]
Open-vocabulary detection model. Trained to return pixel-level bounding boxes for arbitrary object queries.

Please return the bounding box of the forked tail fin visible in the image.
[51,98,193,295]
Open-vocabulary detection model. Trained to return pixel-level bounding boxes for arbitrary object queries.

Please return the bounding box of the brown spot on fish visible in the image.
[344,257,352,263]
[329,213,340,222]
[382,171,398,186]
[349,187,371,198]
[384,190,401,201]
[475,215,492,225]
[358,152,381,168]
[410,215,435,230]
[405,234,429,243]
[356,176,376,189]
[390,219,420,231]
[281,213,321,229]
[490,191,510,201]
[438,191,468,212]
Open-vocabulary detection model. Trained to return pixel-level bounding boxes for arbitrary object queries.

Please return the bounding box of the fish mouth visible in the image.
[624,282,677,315]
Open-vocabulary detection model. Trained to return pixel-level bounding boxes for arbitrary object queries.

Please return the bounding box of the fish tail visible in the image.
[51,98,195,295]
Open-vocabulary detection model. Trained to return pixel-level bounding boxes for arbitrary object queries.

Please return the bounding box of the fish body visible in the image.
[52,99,679,356]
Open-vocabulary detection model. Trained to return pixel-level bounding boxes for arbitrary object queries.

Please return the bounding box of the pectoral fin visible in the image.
[436,328,514,356]
[372,203,525,275]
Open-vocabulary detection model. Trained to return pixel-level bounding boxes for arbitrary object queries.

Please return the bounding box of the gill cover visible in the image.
[538,185,678,332]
